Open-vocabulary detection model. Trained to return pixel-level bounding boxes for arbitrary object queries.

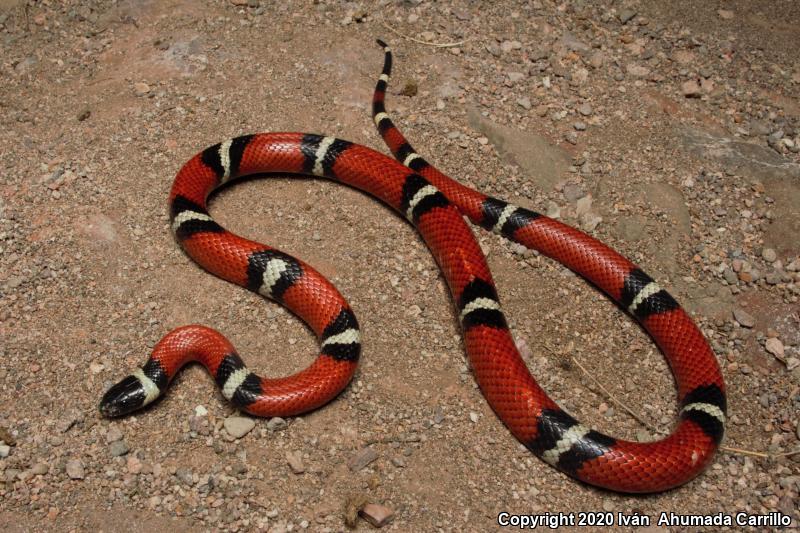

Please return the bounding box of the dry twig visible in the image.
[381,21,465,48]
[563,350,791,460]
[568,355,664,434]
[719,446,769,459]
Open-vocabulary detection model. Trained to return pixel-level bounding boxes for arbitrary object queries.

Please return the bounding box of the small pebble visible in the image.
[765,338,784,358]
[576,195,592,216]
[717,9,734,19]
[267,417,287,431]
[348,447,379,472]
[224,416,256,438]
[133,82,151,96]
[762,248,777,263]
[360,503,395,527]
[681,80,702,98]
[109,440,129,457]
[30,462,49,476]
[733,308,755,328]
[176,467,193,485]
[66,459,85,480]
[286,451,305,474]
[618,9,637,24]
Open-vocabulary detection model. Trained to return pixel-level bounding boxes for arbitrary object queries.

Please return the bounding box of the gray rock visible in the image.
[589,51,605,69]
[176,467,194,485]
[224,416,256,438]
[29,463,49,476]
[58,411,83,433]
[580,212,602,231]
[500,40,521,53]
[348,447,379,472]
[286,451,305,474]
[578,103,593,116]
[762,248,777,263]
[485,43,501,57]
[530,47,550,61]
[0,444,10,458]
[679,127,800,182]
[467,107,570,190]
[109,440,129,457]
[559,31,589,52]
[66,459,85,479]
[626,64,650,77]
[267,417,287,431]
[573,121,587,131]
[765,338,784,358]
[618,9,637,24]
[681,80,702,97]
[575,195,592,216]
[733,308,756,328]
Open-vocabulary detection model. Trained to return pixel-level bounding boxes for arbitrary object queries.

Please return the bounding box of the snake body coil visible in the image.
[100,41,726,493]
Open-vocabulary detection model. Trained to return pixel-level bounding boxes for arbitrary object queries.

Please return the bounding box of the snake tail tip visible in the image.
[376,38,388,48]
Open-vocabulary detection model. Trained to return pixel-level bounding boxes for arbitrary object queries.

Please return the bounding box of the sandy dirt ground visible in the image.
[1,0,799,531]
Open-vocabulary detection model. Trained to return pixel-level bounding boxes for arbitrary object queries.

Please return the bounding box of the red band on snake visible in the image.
[100,40,726,493]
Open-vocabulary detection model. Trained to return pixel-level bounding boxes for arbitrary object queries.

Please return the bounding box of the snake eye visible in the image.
[98,375,147,417]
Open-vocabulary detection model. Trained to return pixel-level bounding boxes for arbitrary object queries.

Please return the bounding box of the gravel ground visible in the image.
[1,0,799,531]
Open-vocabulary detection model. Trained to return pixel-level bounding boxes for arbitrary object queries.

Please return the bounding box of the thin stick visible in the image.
[569,355,664,434]
[541,346,795,460]
[381,21,465,48]
[769,448,800,458]
[23,1,30,31]
[719,446,770,459]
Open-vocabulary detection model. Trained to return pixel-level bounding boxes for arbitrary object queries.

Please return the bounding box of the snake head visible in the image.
[99,372,160,417]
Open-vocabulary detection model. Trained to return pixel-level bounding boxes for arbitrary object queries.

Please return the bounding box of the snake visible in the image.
[99,40,726,493]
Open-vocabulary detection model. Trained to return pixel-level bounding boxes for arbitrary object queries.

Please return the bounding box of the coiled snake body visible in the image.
[100,41,726,493]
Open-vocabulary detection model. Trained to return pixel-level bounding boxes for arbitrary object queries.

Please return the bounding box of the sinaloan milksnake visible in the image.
[100,40,726,493]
